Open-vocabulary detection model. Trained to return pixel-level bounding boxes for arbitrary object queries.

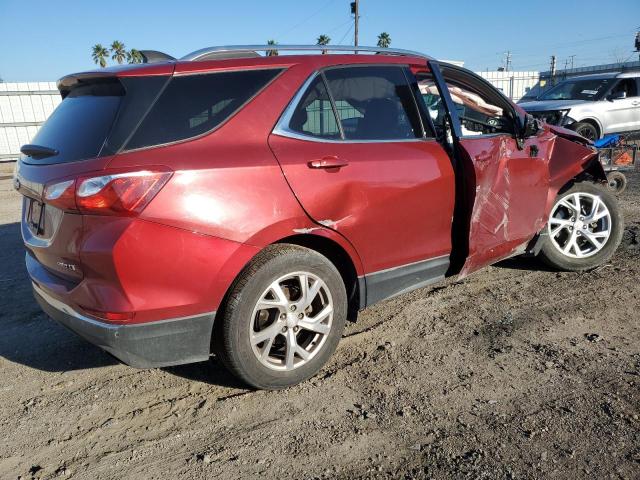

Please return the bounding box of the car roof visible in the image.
[563,71,640,81]
[58,45,433,89]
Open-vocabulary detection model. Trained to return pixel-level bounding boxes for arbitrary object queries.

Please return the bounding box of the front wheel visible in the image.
[572,121,599,141]
[537,181,624,271]
[215,244,347,390]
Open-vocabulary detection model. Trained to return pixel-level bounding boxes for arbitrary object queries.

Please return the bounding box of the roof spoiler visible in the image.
[139,50,177,64]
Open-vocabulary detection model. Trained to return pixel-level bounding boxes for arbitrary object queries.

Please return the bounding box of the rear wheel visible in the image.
[537,182,623,271]
[215,244,347,390]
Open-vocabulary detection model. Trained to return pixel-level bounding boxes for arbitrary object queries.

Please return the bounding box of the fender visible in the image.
[544,125,606,218]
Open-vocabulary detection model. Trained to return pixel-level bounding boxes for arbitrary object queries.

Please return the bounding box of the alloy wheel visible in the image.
[249,272,333,371]
[547,192,611,259]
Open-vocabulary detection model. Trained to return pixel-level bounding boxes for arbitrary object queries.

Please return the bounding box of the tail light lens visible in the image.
[43,169,172,216]
[44,179,76,211]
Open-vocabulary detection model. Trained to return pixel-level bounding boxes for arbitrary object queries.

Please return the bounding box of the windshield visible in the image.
[539,78,613,101]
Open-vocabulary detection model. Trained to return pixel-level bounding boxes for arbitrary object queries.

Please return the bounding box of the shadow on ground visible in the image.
[0,221,244,388]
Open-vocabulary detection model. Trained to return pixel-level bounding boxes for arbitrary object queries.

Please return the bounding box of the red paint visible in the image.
[16,53,602,329]
[458,134,551,276]
[269,135,455,273]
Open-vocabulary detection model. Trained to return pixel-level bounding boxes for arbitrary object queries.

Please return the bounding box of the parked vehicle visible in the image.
[518,71,640,140]
[14,45,624,389]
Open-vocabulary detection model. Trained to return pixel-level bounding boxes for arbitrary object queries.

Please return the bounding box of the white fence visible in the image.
[0,82,60,161]
[476,71,540,102]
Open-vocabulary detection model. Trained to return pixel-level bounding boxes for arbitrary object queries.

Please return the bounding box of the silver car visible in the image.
[519,72,640,140]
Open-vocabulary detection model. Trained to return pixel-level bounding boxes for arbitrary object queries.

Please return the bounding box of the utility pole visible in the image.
[635,30,640,62]
[550,55,557,79]
[351,1,360,50]
[568,54,576,71]
[503,51,512,72]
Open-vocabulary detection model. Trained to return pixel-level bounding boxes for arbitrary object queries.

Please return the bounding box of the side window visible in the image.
[126,68,282,150]
[611,79,638,98]
[323,66,423,140]
[417,76,514,136]
[288,76,341,139]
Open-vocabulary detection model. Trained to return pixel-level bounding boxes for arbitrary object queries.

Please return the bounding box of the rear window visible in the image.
[26,81,124,164]
[125,68,282,150]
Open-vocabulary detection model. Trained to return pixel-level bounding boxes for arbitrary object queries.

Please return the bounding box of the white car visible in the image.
[519,72,640,140]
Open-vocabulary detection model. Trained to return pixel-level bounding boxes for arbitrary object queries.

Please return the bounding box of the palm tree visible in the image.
[110,40,127,64]
[317,34,331,54]
[91,44,109,68]
[377,32,391,49]
[266,39,279,57]
[127,48,143,64]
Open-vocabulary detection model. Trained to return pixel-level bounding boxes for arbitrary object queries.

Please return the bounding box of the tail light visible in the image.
[43,169,172,216]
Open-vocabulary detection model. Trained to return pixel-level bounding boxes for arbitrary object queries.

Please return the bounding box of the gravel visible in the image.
[0,170,638,479]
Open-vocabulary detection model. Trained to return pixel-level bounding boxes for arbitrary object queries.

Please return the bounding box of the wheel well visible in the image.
[276,234,361,321]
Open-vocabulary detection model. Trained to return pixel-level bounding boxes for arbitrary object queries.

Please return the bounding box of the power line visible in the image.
[277,0,338,39]
[337,22,353,45]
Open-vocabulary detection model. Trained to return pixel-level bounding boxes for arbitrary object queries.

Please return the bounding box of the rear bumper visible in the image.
[33,283,215,368]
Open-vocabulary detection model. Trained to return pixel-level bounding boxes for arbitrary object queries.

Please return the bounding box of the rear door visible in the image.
[422,62,551,276]
[269,64,455,305]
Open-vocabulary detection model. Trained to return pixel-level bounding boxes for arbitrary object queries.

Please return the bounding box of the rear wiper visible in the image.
[20,144,59,160]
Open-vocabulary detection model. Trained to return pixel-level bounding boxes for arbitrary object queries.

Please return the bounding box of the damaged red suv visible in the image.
[14,45,623,389]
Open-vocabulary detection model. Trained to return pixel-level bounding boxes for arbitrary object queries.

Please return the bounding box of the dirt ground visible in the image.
[0,168,638,480]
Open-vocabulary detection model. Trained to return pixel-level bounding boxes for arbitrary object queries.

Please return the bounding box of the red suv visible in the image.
[14,45,623,389]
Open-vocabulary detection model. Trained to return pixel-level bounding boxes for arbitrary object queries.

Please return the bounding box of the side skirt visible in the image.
[360,255,450,307]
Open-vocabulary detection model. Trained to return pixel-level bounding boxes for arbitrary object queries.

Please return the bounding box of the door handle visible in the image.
[632,101,640,106]
[307,156,349,169]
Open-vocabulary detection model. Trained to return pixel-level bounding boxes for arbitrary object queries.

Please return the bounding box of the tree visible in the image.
[377,32,391,49]
[317,34,331,54]
[127,48,143,64]
[266,39,279,57]
[91,44,109,68]
[110,40,127,64]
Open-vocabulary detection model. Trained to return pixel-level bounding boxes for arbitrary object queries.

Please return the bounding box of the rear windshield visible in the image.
[23,68,281,164]
[125,68,282,150]
[26,81,123,164]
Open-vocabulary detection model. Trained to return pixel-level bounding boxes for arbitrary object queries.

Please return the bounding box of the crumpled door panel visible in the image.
[456,125,604,278]
[458,134,552,276]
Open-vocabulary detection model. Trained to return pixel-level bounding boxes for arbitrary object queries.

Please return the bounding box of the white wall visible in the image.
[0,82,61,160]
[476,71,540,102]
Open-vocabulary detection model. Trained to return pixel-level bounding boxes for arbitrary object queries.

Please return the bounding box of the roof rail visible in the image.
[180,44,432,62]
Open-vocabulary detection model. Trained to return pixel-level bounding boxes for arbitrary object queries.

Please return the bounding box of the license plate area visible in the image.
[28,199,45,234]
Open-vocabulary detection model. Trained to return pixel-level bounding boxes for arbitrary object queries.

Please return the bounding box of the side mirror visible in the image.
[521,113,542,138]
[608,91,627,101]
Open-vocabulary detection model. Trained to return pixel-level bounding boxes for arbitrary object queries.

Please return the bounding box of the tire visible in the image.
[606,171,627,195]
[537,181,624,271]
[572,122,599,141]
[215,244,347,390]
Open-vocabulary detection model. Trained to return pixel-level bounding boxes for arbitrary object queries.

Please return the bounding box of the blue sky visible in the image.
[1,0,638,81]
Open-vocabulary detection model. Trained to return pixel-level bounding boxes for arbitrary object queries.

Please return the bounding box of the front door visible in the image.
[423,62,551,276]
[603,78,640,134]
[269,64,455,305]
